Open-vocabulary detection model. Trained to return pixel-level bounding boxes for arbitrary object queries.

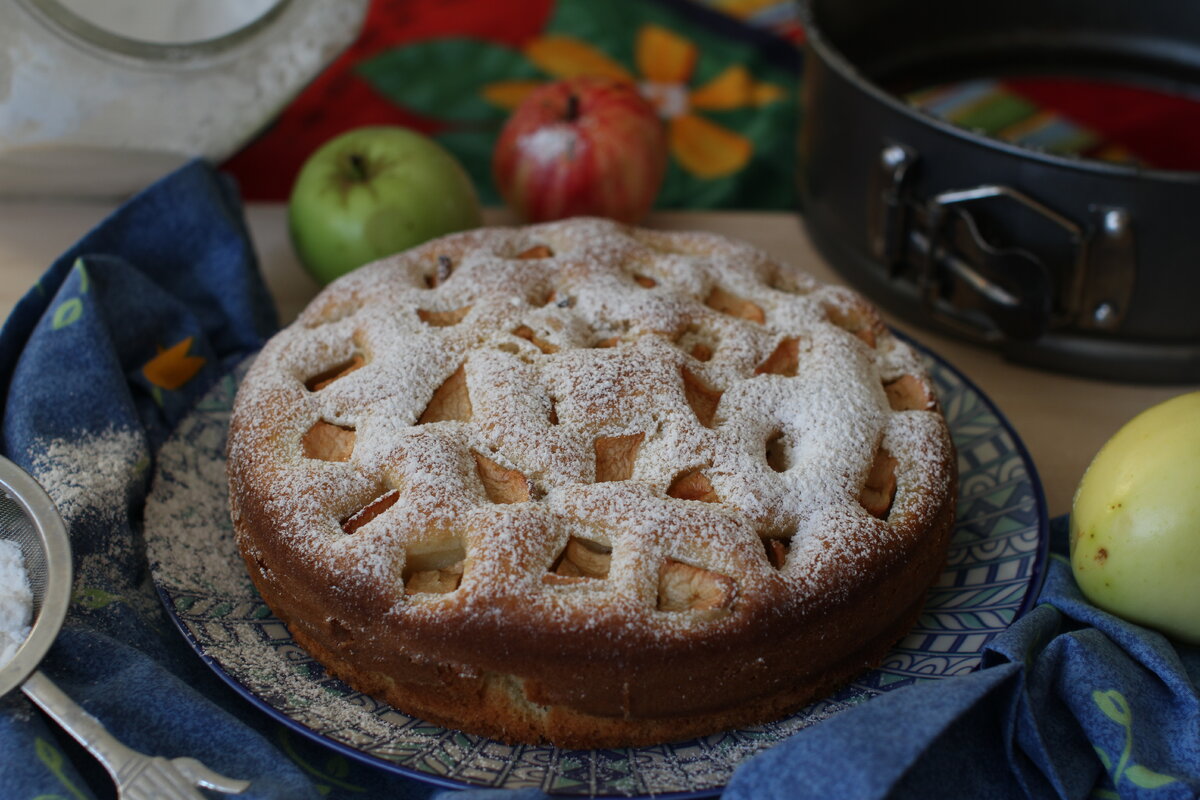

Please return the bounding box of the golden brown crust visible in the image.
[227,217,957,747]
[243,486,954,748]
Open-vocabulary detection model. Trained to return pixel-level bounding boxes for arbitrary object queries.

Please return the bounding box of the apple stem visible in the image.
[348,153,368,182]
[566,94,580,122]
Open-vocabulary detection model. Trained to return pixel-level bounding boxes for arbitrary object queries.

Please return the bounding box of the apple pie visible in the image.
[226,217,956,748]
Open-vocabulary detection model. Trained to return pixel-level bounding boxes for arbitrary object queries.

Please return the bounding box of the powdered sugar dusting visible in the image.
[221,218,955,753]
[0,539,32,668]
[228,217,953,640]
[148,375,254,595]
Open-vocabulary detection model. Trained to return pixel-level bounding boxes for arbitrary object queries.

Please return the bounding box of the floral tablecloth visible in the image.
[222,0,1200,209]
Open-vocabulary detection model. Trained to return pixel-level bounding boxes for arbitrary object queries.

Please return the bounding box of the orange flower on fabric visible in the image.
[142,337,205,391]
[483,25,785,180]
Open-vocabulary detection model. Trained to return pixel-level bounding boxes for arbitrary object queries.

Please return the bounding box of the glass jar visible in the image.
[0,0,368,199]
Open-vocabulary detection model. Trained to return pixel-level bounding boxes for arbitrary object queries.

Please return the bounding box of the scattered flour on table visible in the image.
[0,539,33,668]
[29,425,147,526]
[28,425,155,618]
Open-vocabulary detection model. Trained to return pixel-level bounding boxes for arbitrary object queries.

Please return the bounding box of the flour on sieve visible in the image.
[0,539,32,668]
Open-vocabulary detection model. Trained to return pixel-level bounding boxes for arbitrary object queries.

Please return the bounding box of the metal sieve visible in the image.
[0,454,71,698]
[0,455,249,799]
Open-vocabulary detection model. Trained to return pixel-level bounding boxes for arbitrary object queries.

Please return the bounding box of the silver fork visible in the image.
[22,670,250,799]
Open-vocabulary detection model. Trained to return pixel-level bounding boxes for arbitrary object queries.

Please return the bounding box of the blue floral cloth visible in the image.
[0,162,1196,799]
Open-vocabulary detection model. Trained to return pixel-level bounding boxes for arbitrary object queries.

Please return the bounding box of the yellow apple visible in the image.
[1070,391,1200,643]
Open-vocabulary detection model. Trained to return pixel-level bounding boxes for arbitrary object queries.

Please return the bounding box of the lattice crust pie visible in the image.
[227,217,957,748]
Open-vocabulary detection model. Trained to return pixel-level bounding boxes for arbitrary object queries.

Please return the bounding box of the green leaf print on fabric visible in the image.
[1091,689,1178,792]
[357,38,541,123]
[352,0,798,209]
[51,260,90,331]
[34,736,88,800]
[276,727,367,794]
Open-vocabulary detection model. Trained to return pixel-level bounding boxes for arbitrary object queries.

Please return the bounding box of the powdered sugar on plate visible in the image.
[0,539,32,668]
[145,373,255,597]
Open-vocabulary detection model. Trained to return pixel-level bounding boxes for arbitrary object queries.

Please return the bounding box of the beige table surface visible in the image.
[0,201,1194,518]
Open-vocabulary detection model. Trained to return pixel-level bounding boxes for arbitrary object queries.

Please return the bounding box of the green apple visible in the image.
[1070,391,1200,643]
[288,126,482,284]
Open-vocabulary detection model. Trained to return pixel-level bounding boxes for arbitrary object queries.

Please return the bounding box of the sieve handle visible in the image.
[22,669,142,773]
[22,670,249,798]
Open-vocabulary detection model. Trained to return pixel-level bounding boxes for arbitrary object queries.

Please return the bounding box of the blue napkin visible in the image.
[0,161,436,800]
[720,518,1200,800]
[1,161,1197,799]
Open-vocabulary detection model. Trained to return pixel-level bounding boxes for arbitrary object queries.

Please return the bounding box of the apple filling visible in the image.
[704,286,764,324]
[513,325,559,354]
[667,469,720,503]
[418,364,472,423]
[657,559,735,612]
[860,448,898,518]
[755,337,801,377]
[341,489,400,534]
[305,354,365,391]
[417,305,472,327]
[548,537,612,581]
[825,301,878,348]
[403,540,467,594]
[681,367,722,428]
[594,433,644,482]
[425,254,454,288]
[517,245,554,259]
[762,536,790,569]
[472,451,532,503]
[302,420,355,462]
[673,326,716,362]
[884,375,935,411]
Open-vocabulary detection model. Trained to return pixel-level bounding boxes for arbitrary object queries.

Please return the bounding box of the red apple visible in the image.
[492,76,668,224]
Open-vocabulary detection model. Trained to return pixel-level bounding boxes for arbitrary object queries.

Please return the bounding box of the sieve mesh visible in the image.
[2,490,46,621]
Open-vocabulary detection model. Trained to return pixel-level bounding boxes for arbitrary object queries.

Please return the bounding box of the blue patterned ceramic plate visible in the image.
[145,344,1047,798]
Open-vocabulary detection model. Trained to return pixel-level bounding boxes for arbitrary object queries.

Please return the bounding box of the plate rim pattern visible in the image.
[146,339,1049,798]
